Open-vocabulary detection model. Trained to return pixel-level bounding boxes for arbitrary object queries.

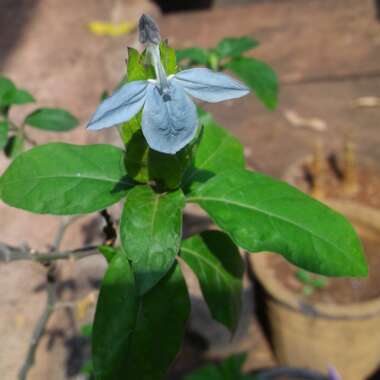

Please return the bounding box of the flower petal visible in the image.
[142,83,198,154]
[87,81,148,130]
[172,68,249,103]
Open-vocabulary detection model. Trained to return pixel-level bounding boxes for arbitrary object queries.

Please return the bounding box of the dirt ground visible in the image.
[0,0,379,379]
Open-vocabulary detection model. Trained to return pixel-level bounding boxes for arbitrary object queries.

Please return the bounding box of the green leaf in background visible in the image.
[120,186,185,294]
[216,36,259,59]
[185,353,250,380]
[0,76,35,106]
[0,76,16,106]
[92,253,138,380]
[182,109,245,193]
[0,143,132,215]
[0,120,9,149]
[4,134,24,159]
[93,260,190,380]
[181,231,244,332]
[24,108,79,132]
[189,169,368,277]
[176,47,210,66]
[227,57,278,110]
[2,88,35,106]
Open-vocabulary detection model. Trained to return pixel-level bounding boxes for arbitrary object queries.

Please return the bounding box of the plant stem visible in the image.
[17,265,57,380]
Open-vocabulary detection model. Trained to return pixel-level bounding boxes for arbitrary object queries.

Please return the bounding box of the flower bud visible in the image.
[138,14,161,45]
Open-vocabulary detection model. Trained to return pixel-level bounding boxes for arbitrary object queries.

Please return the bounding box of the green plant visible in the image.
[0,75,78,158]
[295,269,328,296]
[0,15,366,380]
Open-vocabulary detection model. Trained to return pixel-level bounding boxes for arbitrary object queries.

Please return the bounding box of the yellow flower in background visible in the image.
[88,21,136,37]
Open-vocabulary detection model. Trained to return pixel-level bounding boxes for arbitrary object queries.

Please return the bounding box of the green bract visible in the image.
[0,24,367,380]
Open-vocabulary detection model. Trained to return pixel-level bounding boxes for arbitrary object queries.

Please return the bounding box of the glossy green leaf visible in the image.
[0,120,9,149]
[25,108,79,131]
[181,231,244,332]
[176,48,209,66]
[227,57,278,110]
[182,110,245,193]
[93,260,190,380]
[189,169,367,277]
[216,36,259,59]
[92,253,138,380]
[0,143,132,215]
[120,186,185,294]
[124,263,190,380]
[4,134,24,159]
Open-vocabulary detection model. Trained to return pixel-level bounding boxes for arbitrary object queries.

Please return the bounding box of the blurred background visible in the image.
[0,0,380,379]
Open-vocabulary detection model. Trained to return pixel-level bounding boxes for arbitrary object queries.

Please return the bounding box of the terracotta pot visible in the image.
[250,186,380,380]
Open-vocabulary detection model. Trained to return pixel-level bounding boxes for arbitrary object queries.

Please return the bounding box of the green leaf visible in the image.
[216,36,259,59]
[0,76,16,106]
[124,128,150,183]
[189,169,368,277]
[80,323,93,338]
[176,47,209,66]
[160,41,177,75]
[0,76,35,106]
[25,108,79,131]
[227,57,278,110]
[92,254,138,380]
[148,144,195,190]
[126,47,149,82]
[181,231,244,332]
[93,260,190,380]
[0,120,9,149]
[183,110,245,193]
[185,354,248,380]
[120,186,185,294]
[0,143,132,215]
[98,245,119,264]
[2,88,35,106]
[123,127,196,189]
[4,134,24,159]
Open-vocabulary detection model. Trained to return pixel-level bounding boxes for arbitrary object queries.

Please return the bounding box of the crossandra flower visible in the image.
[87,14,249,154]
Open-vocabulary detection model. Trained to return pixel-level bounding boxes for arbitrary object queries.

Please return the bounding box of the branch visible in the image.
[18,265,57,380]
[0,244,99,263]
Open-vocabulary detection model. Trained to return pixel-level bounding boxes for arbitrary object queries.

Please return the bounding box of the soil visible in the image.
[270,157,380,305]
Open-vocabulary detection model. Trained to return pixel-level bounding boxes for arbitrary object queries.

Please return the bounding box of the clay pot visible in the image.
[250,161,380,380]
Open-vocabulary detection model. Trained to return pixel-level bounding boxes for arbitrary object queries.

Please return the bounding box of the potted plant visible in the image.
[250,141,380,380]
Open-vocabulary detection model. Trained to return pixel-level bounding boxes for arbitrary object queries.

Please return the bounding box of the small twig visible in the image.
[18,265,57,380]
[0,244,99,263]
[50,216,82,252]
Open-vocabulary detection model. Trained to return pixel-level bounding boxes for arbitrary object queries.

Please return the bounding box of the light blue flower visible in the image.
[87,15,249,154]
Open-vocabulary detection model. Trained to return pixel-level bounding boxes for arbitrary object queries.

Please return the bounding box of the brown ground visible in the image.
[0,0,379,379]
